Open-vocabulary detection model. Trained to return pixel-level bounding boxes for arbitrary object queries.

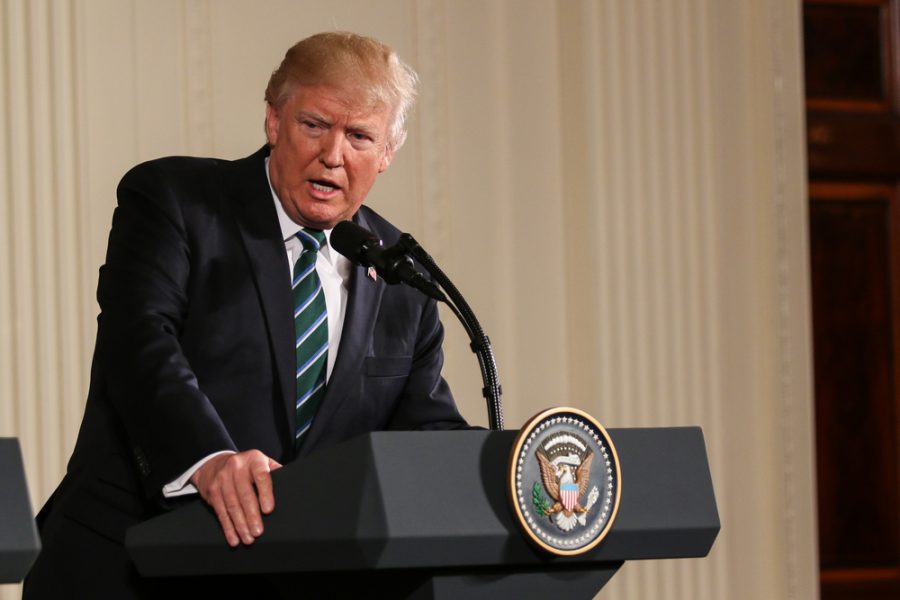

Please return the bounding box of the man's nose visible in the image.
[319,131,344,169]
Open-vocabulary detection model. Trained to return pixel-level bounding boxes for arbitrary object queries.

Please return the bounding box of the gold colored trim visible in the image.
[507,406,623,556]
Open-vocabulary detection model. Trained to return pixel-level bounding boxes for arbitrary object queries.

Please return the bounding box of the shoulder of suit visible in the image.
[355,204,403,246]
[117,147,267,198]
[124,155,222,178]
[121,149,262,183]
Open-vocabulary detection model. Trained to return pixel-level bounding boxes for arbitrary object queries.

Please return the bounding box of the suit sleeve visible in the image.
[96,160,237,498]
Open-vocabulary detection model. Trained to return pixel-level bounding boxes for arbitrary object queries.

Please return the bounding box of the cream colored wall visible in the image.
[0,1,816,599]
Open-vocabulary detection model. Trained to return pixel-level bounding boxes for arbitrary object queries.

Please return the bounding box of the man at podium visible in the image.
[24,31,467,599]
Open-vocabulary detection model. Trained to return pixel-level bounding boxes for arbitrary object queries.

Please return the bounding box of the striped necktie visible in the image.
[292,228,328,442]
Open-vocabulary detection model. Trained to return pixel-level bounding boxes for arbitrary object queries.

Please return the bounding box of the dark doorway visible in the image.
[805,1,900,598]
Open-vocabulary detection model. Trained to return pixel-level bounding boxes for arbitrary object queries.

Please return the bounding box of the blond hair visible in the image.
[265,31,418,150]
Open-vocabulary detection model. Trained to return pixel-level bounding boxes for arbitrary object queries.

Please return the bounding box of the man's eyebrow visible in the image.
[348,122,380,137]
[295,110,382,139]
[297,110,330,124]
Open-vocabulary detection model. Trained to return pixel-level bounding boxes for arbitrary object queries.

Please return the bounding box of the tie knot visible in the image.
[297,229,326,252]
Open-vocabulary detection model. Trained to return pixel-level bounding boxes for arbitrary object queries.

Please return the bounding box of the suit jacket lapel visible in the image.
[230,159,385,454]
[299,211,384,454]
[231,148,297,437]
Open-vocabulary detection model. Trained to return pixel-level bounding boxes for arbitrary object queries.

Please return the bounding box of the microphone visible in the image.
[333,221,503,430]
[331,221,445,301]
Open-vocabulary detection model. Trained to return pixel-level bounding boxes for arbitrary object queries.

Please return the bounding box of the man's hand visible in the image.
[191,450,282,547]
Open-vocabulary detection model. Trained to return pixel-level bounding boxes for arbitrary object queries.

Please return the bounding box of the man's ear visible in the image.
[265,102,280,146]
[378,145,395,173]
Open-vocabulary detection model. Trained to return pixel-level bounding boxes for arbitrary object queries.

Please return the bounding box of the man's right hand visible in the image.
[191,450,282,547]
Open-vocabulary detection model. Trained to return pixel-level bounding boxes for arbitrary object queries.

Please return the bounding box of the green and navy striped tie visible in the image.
[292,229,328,442]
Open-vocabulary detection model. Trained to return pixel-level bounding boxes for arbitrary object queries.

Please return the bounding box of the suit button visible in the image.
[134,447,151,476]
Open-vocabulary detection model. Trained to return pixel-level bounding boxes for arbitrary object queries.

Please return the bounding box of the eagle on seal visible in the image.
[536,448,594,522]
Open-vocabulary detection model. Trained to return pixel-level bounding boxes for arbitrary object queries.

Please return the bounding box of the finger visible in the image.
[208,487,240,547]
[235,463,264,537]
[252,462,275,514]
[221,470,256,545]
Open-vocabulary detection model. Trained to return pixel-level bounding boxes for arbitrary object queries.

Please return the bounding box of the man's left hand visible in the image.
[190,450,282,547]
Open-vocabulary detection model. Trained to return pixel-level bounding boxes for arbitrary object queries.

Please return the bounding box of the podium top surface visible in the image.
[127,427,719,576]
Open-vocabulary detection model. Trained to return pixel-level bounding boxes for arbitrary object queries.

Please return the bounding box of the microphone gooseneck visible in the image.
[331,220,504,430]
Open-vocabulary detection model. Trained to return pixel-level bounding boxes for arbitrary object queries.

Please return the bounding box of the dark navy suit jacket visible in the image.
[24,146,466,598]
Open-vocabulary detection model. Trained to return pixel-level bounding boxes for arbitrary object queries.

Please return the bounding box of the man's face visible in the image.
[265,84,395,230]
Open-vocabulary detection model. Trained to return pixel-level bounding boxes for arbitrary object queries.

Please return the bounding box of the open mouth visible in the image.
[310,180,339,193]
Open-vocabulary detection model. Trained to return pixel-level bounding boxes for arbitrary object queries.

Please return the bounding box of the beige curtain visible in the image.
[0,1,817,599]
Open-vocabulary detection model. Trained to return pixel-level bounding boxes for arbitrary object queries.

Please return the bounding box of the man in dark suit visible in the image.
[24,31,467,598]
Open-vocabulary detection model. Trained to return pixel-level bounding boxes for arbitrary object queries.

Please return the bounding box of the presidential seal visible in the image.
[508,407,621,556]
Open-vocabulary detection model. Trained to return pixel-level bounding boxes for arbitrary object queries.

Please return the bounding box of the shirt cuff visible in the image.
[162,450,236,498]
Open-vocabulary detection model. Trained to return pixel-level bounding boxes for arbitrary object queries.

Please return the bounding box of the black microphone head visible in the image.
[331,221,383,267]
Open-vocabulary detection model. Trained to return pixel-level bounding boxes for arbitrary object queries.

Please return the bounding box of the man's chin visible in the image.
[283,201,344,230]
[294,211,351,231]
